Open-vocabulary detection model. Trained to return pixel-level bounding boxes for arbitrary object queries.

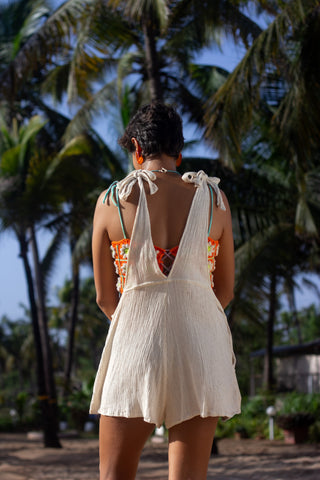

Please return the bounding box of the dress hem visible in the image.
[92,407,241,429]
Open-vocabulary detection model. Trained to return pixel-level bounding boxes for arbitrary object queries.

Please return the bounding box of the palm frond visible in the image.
[168,0,262,52]
[0,0,45,65]
[44,134,93,183]
[0,0,89,99]
[204,0,320,167]
[63,81,118,141]
[295,198,318,236]
[188,64,230,98]
[19,0,50,42]
[72,224,93,267]
[116,50,144,97]
[109,0,170,31]
[306,169,320,208]
[234,223,292,290]
[40,62,72,104]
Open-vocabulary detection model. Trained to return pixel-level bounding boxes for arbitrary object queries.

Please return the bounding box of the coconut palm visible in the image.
[201,1,320,391]
[0,113,112,445]
[0,0,263,140]
[204,0,320,232]
[0,115,63,446]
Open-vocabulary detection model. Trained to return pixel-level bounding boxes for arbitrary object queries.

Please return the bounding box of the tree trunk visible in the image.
[29,226,61,448]
[142,19,163,102]
[263,271,277,391]
[64,248,80,396]
[287,284,302,344]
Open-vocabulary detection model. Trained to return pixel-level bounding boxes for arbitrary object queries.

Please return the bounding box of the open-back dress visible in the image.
[89,170,241,428]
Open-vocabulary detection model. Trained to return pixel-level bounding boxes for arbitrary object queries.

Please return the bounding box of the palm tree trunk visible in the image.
[142,19,163,102]
[263,270,277,391]
[287,284,302,344]
[64,255,80,396]
[29,226,61,448]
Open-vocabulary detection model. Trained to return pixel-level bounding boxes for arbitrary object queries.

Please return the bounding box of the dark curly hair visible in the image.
[118,103,184,159]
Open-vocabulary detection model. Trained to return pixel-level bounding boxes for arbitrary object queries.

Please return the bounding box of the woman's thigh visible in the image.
[99,415,155,480]
[168,415,219,480]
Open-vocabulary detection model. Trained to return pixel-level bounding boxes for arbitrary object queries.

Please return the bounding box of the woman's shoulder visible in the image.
[182,170,226,211]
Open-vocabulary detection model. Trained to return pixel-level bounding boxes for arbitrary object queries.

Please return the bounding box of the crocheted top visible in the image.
[104,169,225,294]
[111,237,219,294]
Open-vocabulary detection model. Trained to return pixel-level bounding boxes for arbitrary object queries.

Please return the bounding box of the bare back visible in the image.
[105,173,225,247]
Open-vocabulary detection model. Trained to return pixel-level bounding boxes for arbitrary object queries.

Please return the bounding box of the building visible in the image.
[250,339,320,395]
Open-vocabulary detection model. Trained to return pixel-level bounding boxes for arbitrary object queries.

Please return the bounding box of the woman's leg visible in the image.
[99,415,155,480]
[168,415,219,480]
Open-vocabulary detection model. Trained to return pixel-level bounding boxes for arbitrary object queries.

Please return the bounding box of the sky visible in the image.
[0,1,319,320]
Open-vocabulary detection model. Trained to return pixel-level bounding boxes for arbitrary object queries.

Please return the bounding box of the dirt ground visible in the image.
[0,433,320,480]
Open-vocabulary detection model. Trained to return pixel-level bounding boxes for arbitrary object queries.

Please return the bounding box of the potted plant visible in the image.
[276,412,315,444]
[275,393,319,444]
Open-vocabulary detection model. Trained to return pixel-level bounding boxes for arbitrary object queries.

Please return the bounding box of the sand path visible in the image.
[0,434,319,479]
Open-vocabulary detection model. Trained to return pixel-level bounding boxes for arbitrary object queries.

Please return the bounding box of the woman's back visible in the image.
[105,171,225,248]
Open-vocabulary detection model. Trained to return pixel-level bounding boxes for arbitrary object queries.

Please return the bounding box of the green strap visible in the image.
[208,184,214,236]
[103,181,127,239]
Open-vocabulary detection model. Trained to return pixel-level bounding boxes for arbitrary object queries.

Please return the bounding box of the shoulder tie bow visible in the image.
[117,170,158,200]
[182,170,226,211]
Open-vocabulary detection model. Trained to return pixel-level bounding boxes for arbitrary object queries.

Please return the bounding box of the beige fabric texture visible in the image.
[89,170,241,428]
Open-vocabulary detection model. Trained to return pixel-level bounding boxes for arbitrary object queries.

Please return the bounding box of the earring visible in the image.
[135,150,144,165]
[176,153,182,167]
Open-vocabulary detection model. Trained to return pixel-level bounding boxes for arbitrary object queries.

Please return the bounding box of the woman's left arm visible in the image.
[92,193,119,320]
[212,192,235,310]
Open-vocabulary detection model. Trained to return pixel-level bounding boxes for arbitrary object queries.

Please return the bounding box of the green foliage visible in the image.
[15,391,28,422]
[276,392,320,416]
[59,379,94,430]
[0,393,42,433]
[279,304,320,344]
[216,393,320,441]
[309,421,320,442]
[215,395,283,440]
[275,392,320,432]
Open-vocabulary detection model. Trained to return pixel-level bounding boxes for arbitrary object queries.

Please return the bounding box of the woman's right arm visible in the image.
[92,193,119,320]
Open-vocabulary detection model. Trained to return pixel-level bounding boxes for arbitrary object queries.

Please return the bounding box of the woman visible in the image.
[90,103,241,480]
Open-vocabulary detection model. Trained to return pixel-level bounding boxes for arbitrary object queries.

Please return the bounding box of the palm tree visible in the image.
[204,0,320,231]
[0,0,263,139]
[0,115,63,446]
[200,1,320,391]
[0,113,115,444]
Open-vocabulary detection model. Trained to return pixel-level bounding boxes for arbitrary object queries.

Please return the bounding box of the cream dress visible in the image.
[90,170,241,428]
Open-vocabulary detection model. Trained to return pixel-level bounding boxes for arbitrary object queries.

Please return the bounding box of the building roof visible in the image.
[250,338,320,358]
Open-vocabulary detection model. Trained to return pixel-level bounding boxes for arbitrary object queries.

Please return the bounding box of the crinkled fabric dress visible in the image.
[89,170,241,428]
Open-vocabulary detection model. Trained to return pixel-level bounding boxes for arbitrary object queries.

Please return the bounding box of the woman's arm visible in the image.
[213,192,235,309]
[92,193,119,320]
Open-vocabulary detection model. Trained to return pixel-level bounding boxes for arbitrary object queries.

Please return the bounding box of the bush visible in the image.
[276,392,320,417]
[215,395,282,440]
[275,393,320,434]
